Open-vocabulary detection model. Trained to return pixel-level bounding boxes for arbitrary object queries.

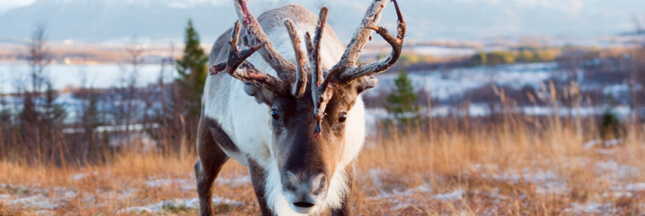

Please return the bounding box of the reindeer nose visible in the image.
[283,171,326,195]
[282,171,326,212]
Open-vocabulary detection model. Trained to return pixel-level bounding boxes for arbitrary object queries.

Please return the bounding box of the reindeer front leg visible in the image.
[248,159,274,216]
[332,165,355,216]
[195,117,230,216]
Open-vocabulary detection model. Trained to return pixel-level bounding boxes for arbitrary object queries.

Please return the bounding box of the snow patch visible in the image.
[368,169,384,189]
[432,190,464,201]
[145,179,176,187]
[216,175,251,187]
[584,139,623,150]
[71,173,87,180]
[5,194,55,209]
[0,184,79,210]
[69,172,99,181]
[564,202,615,214]
[373,184,432,199]
[145,175,250,191]
[595,160,639,180]
[118,197,243,213]
[583,140,601,149]
[535,182,568,195]
[483,168,558,183]
[476,167,568,195]
[611,183,645,192]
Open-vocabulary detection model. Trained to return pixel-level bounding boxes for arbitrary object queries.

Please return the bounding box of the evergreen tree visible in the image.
[600,94,624,140]
[43,82,67,127]
[176,19,208,119]
[81,88,102,163]
[82,88,101,131]
[473,51,487,66]
[386,69,419,127]
[0,91,9,151]
[0,91,10,127]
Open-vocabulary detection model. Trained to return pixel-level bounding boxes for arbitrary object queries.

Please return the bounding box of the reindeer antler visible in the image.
[216,0,311,98]
[213,0,405,136]
[210,21,289,95]
[309,6,329,136]
[337,0,406,82]
[284,19,309,98]
[234,0,296,83]
[310,0,406,136]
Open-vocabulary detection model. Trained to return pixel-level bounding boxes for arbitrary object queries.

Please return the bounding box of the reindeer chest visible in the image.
[203,75,276,167]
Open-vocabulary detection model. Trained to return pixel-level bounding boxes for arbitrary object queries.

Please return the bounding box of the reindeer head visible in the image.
[210,0,405,213]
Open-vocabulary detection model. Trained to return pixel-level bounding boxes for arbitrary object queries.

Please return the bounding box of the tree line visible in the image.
[0,20,208,166]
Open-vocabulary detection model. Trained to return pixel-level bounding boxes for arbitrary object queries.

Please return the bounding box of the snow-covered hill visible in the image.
[0,0,643,43]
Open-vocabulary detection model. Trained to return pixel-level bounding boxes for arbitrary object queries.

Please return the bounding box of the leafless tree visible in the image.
[21,22,53,161]
[74,58,102,163]
[111,37,143,148]
[29,23,51,96]
[154,43,176,152]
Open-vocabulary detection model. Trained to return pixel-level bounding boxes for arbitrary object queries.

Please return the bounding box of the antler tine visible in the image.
[332,0,389,71]
[304,33,314,63]
[234,0,296,82]
[311,7,328,89]
[313,0,389,99]
[284,19,309,98]
[210,21,289,95]
[338,0,406,82]
[310,6,329,136]
[310,0,405,136]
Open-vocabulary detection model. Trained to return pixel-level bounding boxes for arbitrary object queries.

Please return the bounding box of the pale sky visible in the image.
[0,0,589,13]
[0,0,36,13]
[1,0,643,41]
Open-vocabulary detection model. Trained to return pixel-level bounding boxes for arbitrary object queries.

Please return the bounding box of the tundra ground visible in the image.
[1,124,645,215]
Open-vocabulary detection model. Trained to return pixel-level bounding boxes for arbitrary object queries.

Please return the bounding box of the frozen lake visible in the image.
[0,62,559,97]
[0,63,172,93]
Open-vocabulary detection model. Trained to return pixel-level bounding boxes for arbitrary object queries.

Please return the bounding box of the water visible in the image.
[0,63,173,93]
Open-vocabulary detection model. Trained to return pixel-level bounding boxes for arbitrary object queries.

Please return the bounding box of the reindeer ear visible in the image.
[353,76,379,95]
[243,81,274,105]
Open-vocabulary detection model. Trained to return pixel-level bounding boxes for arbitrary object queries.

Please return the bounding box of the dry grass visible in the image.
[1,122,645,215]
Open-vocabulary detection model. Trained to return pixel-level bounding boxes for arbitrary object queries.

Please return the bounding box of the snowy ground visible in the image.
[1,152,643,215]
[0,172,253,215]
[365,62,560,101]
[354,157,645,215]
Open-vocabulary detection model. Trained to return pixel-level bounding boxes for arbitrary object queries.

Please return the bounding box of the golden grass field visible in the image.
[1,119,644,215]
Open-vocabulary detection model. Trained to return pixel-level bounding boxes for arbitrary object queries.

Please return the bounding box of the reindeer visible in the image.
[195,0,405,215]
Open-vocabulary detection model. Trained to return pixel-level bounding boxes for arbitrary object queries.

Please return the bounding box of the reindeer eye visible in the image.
[338,113,347,123]
[271,110,280,120]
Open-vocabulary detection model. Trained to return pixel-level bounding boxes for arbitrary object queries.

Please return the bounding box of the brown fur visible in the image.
[206,118,240,153]
[270,83,361,189]
[331,165,354,216]
[194,117,229,216]
[249,159,273,216]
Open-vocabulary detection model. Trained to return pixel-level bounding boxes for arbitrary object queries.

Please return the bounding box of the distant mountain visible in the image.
[1,0,643,43]
[0,0,376,43]
[0,0,235,43]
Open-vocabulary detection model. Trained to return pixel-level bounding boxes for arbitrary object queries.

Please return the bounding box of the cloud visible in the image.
[513,0,585,16]
[0,0,36,13]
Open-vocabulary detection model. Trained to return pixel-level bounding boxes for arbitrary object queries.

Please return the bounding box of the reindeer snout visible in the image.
[282,171,327,213]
